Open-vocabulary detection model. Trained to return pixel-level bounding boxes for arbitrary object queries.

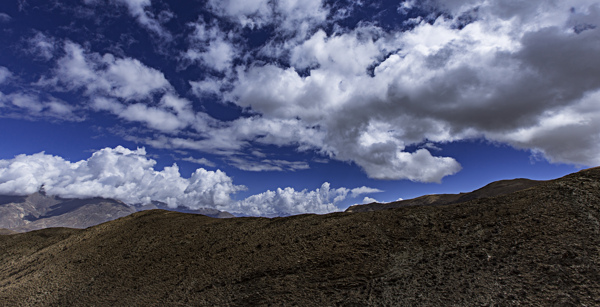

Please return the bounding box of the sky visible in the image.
[0,0,597,217]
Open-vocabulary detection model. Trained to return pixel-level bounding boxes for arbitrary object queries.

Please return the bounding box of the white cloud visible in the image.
[362,196,378,204]
[0,146,244,209]
[16,0,599,185]
[0,92,80,121]
[215,0,600,181]
[25,32,57,60]
[183,22,237,72]
[41,42,198,131]
[50,42,171,101]
[0,147,381,216]
[92,94,200,133]
[189,77,225,97]
[227,156,310,172]
[182,157,216,168]
[206,0,328,35]
[128,116,326,158]
[0,67,78,121]
[230,182,345,216]
[0,66,11,84]
[351,186,383,198]
[206,0,273,29]
[0,13,11,22]
[110,104,181,132]
[119,103,186,132]
[491,89,600,166]
[112,0,172,39]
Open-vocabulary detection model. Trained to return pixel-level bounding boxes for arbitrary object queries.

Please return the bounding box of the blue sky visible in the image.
[0,0,596,216]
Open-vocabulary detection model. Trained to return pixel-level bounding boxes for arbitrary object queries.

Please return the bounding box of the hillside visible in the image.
[0,192,133,232]
[346,178,542,212]
[0,192,233,232]
[0,228,16,235]
[1,167,600,305]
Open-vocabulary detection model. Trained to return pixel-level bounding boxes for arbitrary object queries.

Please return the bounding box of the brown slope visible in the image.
[1,167,600,306]
[346,177,542,212]
[136,201,235,218]
[0,228,16,235]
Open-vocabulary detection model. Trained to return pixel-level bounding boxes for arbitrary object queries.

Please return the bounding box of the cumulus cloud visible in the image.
[362,196,378,204]
[0,146,244,209]
[215,0,600,180]
[183,22,238,72]
[231,182,379,217]
[40,42,200,131]
[49,42,171,100]
[12,0,600,184]
[0,147,380,216]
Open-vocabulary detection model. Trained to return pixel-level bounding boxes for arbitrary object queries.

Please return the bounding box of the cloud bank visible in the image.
[189,0,600,180]
[217,0,600,175]
[0,147,381,216]
[6,0,600,184]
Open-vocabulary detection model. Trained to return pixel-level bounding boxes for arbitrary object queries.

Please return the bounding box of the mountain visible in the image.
[135,201,235,219]
[1,167,600,305]
[346,177,543,212]
[0,192,233,232]
[0,228,16,235]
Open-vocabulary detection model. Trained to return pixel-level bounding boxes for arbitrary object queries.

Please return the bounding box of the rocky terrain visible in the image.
[0,191,233,232]
[1,167,600,306]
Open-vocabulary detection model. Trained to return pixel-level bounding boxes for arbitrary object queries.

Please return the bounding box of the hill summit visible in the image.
[346,177,543,212]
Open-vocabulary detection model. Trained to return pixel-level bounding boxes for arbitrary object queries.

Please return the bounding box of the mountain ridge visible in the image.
[0,192,233,232]
[1,167,599,305]
[346,177,543,212]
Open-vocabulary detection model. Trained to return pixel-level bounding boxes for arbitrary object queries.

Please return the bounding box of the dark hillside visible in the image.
[1,167,599,306]
[346,177,542,212]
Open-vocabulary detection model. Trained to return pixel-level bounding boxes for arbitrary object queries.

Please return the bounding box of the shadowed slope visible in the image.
[0,193,233,233]
[0,193,135,232]
[1,167,600,306]
[346,177,542,212]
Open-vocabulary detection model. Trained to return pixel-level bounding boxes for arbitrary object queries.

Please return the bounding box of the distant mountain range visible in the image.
[0,175,547,233]
[1,167,599,305]
[0,191,233,232]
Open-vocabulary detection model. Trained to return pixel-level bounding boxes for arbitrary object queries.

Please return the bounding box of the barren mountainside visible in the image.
[0,193,233,232]
[1,167,600,306]
[346,178,543,212]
